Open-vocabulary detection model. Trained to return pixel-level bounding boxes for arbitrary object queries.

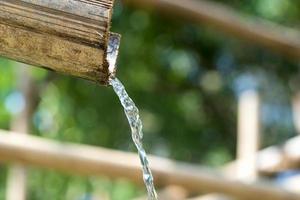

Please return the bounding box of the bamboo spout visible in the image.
[0,0,120,85]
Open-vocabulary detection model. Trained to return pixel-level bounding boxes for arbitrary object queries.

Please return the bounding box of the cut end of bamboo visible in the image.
[106,33,121,82]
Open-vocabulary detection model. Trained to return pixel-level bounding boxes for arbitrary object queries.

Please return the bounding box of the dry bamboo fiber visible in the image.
[0,0,120,84]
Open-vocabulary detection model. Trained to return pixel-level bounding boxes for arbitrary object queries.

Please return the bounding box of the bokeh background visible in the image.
[0,0,300,199]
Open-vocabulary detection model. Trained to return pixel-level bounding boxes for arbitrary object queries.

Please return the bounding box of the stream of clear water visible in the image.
[109,77,158,200]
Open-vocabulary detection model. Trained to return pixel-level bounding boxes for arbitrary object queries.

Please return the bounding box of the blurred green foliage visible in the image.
[0,0,299,199]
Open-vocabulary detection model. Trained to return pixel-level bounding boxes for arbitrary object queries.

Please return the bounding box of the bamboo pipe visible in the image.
[0,0,120,84]
[124,0,300,59]
[0,130,299,200]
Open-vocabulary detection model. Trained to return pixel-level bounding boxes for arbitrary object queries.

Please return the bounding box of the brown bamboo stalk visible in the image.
[0,131,299,200]
[124,0,300,59]
[0,0,119,84]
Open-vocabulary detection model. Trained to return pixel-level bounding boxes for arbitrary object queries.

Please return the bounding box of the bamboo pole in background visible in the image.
[124,0,300,59]
[135,185,188,200]
[0,131,299,200]
[292,93,300,135]
[187,90,261,199]
[236,90,260,181]
[223,135,300,176]
[187,194,232,200]
[0,0,119,84]
[6,65,38,200]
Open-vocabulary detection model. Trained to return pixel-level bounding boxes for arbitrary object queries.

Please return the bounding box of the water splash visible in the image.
[109,77,158,200]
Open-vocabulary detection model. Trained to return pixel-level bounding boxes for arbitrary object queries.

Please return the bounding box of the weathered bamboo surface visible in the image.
[125,0,300,59]
[0,130,299,200]
[0,0,117,84]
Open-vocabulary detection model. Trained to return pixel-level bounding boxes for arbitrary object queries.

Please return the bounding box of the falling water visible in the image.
[109,77,158,200]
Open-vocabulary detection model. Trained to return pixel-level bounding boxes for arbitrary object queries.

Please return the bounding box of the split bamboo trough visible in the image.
[0,0,120,84]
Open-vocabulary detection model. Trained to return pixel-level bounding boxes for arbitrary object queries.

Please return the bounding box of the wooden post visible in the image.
[6,65,37,200]
[0,0,120,84]
[189,90,261,200]
[237,90,260,181]
[124,0,300,59]
[292,93,300,135]
[6,166,27,200]
[0,131,299,200]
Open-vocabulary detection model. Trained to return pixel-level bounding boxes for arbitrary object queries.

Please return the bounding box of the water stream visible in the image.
[109,77,158,200]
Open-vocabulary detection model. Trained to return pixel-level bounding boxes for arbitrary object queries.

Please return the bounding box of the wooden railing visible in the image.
[0,130,299,200]
[124,0,300,59]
